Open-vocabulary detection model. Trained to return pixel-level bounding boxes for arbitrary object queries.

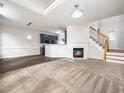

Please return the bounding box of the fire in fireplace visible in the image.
[73,48,84,58]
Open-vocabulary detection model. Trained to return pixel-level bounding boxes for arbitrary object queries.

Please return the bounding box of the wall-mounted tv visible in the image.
[40,34,57,44]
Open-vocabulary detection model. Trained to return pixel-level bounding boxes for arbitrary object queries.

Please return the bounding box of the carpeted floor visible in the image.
[0,58,124,93]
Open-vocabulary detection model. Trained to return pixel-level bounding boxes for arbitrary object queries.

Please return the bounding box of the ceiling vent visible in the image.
[27,22,32,26]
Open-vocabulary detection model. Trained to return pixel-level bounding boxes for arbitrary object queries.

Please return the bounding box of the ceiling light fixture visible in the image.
[27,34,32,40]
[71,3,83,19]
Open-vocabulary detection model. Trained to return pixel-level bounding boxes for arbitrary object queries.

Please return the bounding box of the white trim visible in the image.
[42,0,65,15]
[0,47,40,58]
[0,47,40,49]
[107,60,124,64]
[0,54,40,59]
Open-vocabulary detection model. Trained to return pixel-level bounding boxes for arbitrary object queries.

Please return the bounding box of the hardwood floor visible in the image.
[0,55,60,73]
[0,58,124,93]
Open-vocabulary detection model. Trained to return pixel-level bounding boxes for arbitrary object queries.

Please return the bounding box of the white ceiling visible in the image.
[0,0,124,31]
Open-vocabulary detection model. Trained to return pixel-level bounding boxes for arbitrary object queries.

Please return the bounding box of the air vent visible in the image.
[27,22,32,26]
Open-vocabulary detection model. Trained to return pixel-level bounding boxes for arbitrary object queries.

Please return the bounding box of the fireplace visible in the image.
[73,48,84,58]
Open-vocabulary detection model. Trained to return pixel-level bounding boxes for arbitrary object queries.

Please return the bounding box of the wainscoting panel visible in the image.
[0,47,40,58]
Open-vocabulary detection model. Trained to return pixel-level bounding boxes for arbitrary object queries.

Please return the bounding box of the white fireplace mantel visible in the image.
[45,43,89,59]
[66,43,89,59]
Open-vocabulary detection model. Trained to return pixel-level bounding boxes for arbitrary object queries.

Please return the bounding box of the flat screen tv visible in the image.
[40,34,57,44]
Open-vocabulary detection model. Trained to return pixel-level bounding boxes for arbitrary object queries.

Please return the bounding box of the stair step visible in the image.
[107,54,124,57]
[109,49,124,53]
[90,39,103,47]
[90,39,103,50]
[96,41,99,43]
[107,52,124,64]
[107,56,124,61]
[99,43,102,46]
[107,59,124,64]
[107,52,124,56]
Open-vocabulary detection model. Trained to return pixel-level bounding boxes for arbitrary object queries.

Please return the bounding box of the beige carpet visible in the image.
[0,58,124,93]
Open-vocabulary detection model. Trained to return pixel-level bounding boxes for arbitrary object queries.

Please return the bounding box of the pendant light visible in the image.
[71,3,83,19]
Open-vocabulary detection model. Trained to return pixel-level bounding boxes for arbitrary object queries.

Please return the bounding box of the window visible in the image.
[108,31,115,40]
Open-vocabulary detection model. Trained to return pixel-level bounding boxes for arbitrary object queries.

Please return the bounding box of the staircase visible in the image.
[90,35,104,49]
[89,26,124,64]
[89,26,109,63]
[107,49,124,64]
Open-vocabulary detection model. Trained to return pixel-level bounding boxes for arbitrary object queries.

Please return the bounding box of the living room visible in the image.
[0,0,124,93]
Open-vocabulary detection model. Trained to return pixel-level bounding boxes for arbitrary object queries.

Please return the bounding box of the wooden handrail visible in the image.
[89,26,109,63]
[89,26,106,38]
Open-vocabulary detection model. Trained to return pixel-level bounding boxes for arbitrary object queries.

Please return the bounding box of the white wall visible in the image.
[67,25,89,59]
[89,40,104,60]
[0,24,106,60]
[0,25,40,58]
[67,25,89,44]
[90,14,124,49]
[44,25,89,59]
[100,14,124,49]
[45,45,67,57]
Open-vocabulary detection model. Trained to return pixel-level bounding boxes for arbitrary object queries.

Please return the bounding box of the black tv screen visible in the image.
[40,34,57,44]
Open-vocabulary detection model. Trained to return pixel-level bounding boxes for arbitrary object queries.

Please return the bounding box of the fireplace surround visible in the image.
[73,48,84,58]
